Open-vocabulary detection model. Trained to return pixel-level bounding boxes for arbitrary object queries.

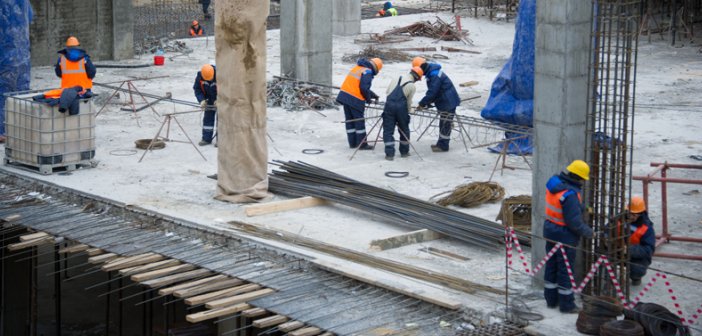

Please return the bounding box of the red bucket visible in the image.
[154,55,165,66]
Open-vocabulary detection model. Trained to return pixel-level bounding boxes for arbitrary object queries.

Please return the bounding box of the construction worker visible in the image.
[193,64,217,146]
[336,57,383,150]
[413,57,461,152]
[382,67,422,161]
[376,2,398,17]
[190,20,204,36]
[54,36,96,97]
[626,196,656,286]
[543,160,594,313]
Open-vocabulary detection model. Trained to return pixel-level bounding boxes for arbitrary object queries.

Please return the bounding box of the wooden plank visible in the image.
[185,303,251,323]
[242,307,267,318]
[141,269,211,288]
[290,327,322,336]
[1,214,21,222]
[278,321,304,332]
[173,278,244,298]
[86,248,103,256]
[58,244,89,254]
[244,196,327,217]
[103,253,164,272]
[88,253,118,264]
[252,315,288,328]
[419,247,470,261]
[7,236,53,251]
[369,229,444,251]
[205,288,275,309]
[318,333,334,336]
[119,259,180,276]
[130,264,195,282]
[19,232,49,242]
[184,284,261,306]
[158,275,227,296]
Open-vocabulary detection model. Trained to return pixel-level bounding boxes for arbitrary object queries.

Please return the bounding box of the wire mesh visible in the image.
[584,0,641,299]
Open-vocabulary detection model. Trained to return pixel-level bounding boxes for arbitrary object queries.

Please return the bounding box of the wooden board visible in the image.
[173,278,244,298]
[7,236,53,251]
[252,315,288,328]
[130,264,195,282]
[369,229,444,251]
[88,253,118,264]
[242,307,267,318]
[19,232,49,242]
[244,196,327,217]
[185,303,251,323]
[103,253,164,272]
[158,275,227,296]
[205,288,274,309]
[290,327,322,336]
[184,284,262,306]
[86,248,103,256]
[278,321,304,332]
[1,214,21,222]
[141,269,211,288]
[58,244,89,254]
[120,259,180,276]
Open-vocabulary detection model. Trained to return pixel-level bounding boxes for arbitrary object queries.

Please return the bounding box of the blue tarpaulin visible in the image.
[1,0,33,136]
[480,0,535,155]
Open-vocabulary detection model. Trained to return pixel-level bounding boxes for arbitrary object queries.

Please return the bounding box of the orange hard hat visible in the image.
[629,196,646,214]
[412,56,426,68]
[66,36,80,47]
[411,66,424,80]
[201,64,215,81]
[378,9,386,16]
[192,20,199,26]
[371,58,383,72]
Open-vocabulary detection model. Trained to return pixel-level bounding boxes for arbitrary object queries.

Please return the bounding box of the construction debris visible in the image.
[342,46,412,63]
[383,17,473,45]
[496,195,532,233]
[434,182,506,208]
[354,33,412,44]
[266,78,337,111]
[441,46,482,54]
[135,35,193,55]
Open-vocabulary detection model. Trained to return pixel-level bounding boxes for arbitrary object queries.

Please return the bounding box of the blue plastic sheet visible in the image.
[480,0,535,154]
[1,0,33,135]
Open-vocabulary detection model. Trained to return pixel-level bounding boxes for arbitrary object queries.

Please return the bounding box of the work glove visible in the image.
[200,100,207,109]
[417,104,426,111]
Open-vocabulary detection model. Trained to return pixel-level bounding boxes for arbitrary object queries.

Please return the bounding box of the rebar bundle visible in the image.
[584,0,641,298]
[266,79,337,111]
[268,161,530,250]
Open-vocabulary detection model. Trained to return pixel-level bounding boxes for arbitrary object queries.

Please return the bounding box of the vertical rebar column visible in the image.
[585,0,640,299]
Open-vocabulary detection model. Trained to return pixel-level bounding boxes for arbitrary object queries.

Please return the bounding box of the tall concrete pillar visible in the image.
[280,0,333,86]
[532,1,591,272]
[332,0,361,36]
[112,0,134,60]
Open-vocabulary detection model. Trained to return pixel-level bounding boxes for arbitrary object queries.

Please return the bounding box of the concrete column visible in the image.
[280,0,333,86]
[332,0,361,36]
[532,1,591,273]
[112,0,134,60]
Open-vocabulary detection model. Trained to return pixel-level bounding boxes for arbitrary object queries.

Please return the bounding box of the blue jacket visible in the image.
[543,173,594,246]
[418,63,460,112]
[336,58,379,112]
[54,48,97,79]
[193,67,217,105]
[629,212,656,278]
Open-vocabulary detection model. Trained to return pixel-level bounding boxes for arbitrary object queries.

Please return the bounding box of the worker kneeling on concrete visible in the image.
[55,36,96,98]
[336,57,383,150]
[626,196,656,286]
[413,57,461,152]
[543,160,593,313]
[377,2,398,17]
[193,64,217,146]
[382,67,421,161]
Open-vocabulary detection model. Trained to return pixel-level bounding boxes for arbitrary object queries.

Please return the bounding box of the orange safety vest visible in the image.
[190,25,203,36]
[630,224,649,245]
[545,189,581,226]
[59,55,92,90]
[43,89,64,99]
[340,65,370,101]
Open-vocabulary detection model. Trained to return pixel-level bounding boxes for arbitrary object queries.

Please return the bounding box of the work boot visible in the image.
[400,153,410,158]
[359,144,374,150]
[431,144,448,152]
[385,155,394,161]
[198,140,211,146]
[547,304,558,309]
[631,278,642,286]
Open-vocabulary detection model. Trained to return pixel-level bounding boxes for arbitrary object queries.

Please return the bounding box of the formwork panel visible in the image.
[4,93,96,174]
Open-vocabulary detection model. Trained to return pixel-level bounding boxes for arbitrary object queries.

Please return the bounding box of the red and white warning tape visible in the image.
[505,228,699,325]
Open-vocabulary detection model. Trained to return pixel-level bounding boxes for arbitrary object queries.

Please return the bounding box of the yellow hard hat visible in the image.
[566,160,590,181]
[66,36,80,47]
[201,64,215,81]
[371,58,383,73]
[629,196,646,213]
[412,56,426,68]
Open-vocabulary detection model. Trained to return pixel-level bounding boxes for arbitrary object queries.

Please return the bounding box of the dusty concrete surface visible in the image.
[6,3,702,334]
